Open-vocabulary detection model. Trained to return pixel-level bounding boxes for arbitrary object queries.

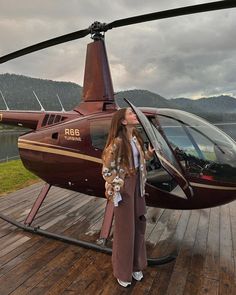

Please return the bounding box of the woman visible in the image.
[101,107,154,287]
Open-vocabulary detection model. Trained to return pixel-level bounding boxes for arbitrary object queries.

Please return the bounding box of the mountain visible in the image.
[171,95,236,122]
[0,73,235,123]
[115,89,172,108]
[0,73,82,111]
[171,95,236,113]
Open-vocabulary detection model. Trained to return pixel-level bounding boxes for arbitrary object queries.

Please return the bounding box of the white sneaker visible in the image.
[132,271,143,281]
[117,278,131,287]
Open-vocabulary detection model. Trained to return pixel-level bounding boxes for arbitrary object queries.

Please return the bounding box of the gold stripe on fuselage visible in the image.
[18,140,236,190]
[190,182,236,190]
[18,141,102,164]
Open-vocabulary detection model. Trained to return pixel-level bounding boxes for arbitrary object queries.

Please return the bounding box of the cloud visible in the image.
[0,0,236,99]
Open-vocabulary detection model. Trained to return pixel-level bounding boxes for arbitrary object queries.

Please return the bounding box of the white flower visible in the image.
[114,185,120,191]
[110,161,116,167]
[112,176,120,184]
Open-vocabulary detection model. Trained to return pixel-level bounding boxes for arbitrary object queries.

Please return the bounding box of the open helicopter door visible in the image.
[125,99,193,199]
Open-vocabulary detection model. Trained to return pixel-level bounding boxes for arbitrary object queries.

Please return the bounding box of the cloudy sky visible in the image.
[0,0,236,99]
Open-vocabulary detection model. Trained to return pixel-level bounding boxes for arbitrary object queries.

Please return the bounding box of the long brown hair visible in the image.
[102,108,145,171]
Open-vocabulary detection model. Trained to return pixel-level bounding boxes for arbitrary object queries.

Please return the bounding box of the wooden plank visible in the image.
[146,209,174,248]
[0,198,101,280]
[0,236,31,259]
[0,235,47,273]
[43,249,98,295]
[128,209,182,295]
[219,204,235,295]
[0,233,28,253]
[16,204,109,294]
[39,197,105,239]
[0,182,44,204]
[2,192,83,234]
[60,251,111,295]
[145,207,164,238]
[198,277,219,295]
[165,210,201,295]
[0,190,82,236]
[150,209,183,256]
[0,183,45,212]
[148,210,191,295]
[0,191,79,240]
[0,187,70,230]
[229,201,236,284]
[38,194,94,230]
[0,240,68,294]
[1,181,236,294]
[1,186,71,219]
[0,237,49,278]
[0,197,104,279]
[183,208,210,295]
[203,207,220,281]
[10,245,83,295]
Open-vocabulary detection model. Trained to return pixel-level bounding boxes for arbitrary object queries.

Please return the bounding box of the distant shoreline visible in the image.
[0,129,27,133]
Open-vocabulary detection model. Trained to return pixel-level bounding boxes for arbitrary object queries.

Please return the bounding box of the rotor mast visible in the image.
[74,22,117,114]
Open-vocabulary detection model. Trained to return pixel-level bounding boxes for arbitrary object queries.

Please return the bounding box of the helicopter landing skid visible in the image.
[0,212,176,266]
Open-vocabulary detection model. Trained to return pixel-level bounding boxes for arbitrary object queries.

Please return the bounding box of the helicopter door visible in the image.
[125,99,193,199]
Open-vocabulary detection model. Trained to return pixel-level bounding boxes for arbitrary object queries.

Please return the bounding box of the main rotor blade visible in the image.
[0,28,90,64]
[0,1,235,64]
[105,0,236,30]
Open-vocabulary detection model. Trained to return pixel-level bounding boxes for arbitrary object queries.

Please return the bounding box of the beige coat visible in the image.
[102,136,152,202]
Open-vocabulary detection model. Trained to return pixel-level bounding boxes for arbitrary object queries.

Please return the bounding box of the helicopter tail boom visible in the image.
[0,110,42,129]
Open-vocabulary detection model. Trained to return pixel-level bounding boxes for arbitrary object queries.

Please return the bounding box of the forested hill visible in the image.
[0,73,82,111]
[0,73,236,123]
[115,89,173,108]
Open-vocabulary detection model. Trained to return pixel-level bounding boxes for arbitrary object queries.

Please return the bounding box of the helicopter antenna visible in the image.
[33,90,45,111]
[0,89,10,110]
[56,94,65,112]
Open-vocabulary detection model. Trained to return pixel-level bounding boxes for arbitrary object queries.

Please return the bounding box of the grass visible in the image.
[0,159,40,197]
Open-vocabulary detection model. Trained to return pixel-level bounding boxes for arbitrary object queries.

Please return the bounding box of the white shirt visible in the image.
[130,136,140,168]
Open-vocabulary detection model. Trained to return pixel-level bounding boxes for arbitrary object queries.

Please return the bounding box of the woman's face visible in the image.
[123,108,139,126]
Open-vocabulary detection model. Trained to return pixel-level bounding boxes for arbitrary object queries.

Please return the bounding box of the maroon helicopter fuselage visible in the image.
[1,39,236,210]
[15,107,236,210]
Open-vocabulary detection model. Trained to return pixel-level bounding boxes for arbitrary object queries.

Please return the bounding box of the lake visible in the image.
[0,124,235,163]
[0,130,25,162]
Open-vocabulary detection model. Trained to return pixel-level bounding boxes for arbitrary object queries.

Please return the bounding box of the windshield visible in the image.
[156,110,236,184]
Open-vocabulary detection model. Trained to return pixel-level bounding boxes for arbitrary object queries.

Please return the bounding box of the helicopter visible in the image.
[0,0,236,265]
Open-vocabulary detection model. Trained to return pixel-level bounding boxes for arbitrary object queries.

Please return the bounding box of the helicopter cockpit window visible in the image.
[90,118,111,150]
[156,112,236,184]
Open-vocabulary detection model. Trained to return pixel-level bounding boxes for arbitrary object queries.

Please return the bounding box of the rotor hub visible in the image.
[89,21,107,40]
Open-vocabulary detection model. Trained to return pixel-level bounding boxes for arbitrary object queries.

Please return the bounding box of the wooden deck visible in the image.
[0,182,235,295]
